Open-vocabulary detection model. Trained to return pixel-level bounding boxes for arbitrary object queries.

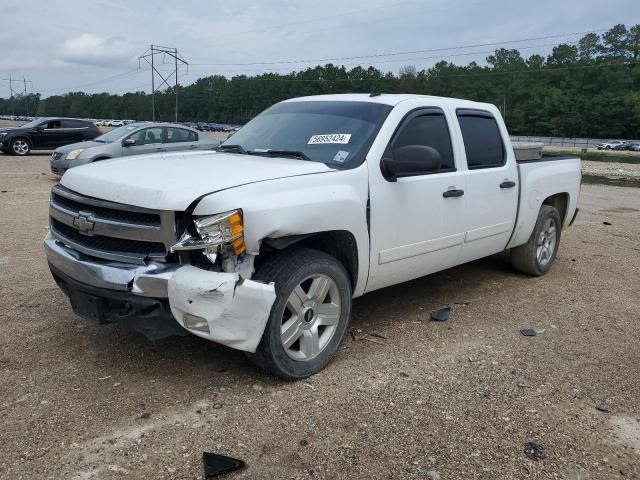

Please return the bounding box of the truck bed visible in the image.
[516,154,580,164]
[507,155,582,249]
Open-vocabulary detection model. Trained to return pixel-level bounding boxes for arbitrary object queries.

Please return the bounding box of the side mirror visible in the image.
[36,126,45,132]
[122,138,136,147]
[381,145,442,181]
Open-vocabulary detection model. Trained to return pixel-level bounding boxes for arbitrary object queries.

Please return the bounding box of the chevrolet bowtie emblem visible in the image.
[73,211,95,235]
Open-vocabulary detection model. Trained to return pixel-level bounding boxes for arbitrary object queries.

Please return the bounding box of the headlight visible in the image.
[66,149,85,160]
[170,209,245,255]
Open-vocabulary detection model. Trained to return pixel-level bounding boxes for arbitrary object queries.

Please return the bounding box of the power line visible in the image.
[190,29,607,67]
[184,40,585,75]
[38,69,144,93]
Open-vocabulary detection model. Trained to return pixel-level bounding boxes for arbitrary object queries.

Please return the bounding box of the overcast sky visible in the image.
[0,0,636,98]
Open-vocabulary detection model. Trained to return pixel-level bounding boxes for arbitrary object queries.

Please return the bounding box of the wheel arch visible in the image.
[542,192,569,226]
[259,230,359,291]
[10,135,33,148]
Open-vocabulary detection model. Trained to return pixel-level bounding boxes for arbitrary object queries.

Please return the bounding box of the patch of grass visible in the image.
[545,148,640,164]
[582,174,640,188]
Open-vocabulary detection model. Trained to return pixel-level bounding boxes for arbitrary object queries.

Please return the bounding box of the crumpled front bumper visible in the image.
[44,233,276,352]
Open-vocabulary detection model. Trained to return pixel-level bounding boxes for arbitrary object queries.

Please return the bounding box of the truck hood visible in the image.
[60,150,333,210]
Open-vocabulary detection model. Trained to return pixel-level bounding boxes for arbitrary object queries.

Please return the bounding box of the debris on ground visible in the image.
[520,329,537,337]
[426,469,440,479]
[368,331,387,339]
[603,221,612,226]
[523,442,546,461]
[139,412,151,420]
[202,452,245,477]
[431,307,451,322]
[399,372,410,378]
[596,404,609,413]
[364,336,385,345]
[19,303,40,309]
[299,439,309,447]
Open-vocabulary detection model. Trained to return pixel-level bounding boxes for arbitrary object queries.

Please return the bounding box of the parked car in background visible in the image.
[628,143,640,152]
[597,140,626,150]
[0,118,101,156]
[50,122,220,175]
[612,141,630,151]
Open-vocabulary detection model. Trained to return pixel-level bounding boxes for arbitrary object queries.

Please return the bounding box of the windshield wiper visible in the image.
[248,149,310,161]
[217,144,247,154]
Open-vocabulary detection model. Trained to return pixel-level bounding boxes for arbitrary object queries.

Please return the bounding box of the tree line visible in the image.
[1,24,638,138]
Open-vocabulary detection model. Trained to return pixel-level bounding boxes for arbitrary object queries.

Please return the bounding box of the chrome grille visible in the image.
[49,185,177,264]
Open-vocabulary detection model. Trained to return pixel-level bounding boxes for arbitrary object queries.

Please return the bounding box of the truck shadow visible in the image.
[80,252,518,383]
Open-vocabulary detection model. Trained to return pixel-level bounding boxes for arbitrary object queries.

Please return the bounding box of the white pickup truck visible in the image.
[45,94,581,378]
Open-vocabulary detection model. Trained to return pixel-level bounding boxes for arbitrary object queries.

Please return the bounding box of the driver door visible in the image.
[366,107,467,292]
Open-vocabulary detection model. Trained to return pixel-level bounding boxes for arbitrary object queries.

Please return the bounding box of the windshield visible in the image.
[221,101,392,167]
[20,118,46,129]
[94,125,140,143]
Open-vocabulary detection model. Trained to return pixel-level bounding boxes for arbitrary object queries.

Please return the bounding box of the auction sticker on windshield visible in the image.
[308,134,351,145]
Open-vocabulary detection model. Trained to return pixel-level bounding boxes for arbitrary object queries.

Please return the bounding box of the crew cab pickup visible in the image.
[45,94,581,379]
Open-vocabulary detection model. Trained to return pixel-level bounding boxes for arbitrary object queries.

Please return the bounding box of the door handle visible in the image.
[443,189,464,198]
[500,180,516,189]
[189,145,197,149]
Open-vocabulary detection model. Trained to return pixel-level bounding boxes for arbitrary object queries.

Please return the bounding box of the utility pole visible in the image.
[138,45,188,122]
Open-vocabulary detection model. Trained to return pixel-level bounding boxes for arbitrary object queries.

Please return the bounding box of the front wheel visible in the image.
[10,138,31,156]
[248,248,352,379]
[510,205,561,276]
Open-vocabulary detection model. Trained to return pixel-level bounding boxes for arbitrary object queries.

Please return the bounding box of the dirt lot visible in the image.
[0,153,639,480]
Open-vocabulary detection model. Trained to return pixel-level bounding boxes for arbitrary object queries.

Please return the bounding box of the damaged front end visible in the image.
[46,202,276,353]
[168,208,276,351]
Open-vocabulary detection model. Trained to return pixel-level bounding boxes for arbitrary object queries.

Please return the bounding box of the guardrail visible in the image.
[511,136,640,148]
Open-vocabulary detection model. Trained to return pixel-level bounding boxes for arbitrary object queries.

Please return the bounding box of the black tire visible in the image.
[510,205,562,276]
[10,137,31,156]
[247,248,352,379]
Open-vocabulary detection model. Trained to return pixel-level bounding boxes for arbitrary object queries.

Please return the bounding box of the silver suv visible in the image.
[50,123,220,175]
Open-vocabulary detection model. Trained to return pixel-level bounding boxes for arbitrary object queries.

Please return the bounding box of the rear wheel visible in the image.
[510,205,561,276]
[248,248,352,379]
[10,138,31,156]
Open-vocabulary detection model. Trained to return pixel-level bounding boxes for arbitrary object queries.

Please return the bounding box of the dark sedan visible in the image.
[0,117,101,156]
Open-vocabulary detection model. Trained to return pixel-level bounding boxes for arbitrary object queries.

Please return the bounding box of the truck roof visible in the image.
[283,93,496,111]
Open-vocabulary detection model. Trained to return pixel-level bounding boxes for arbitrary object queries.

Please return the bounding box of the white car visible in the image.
[44,94,581,378]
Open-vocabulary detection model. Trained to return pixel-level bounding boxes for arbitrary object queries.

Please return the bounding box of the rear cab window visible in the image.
[456,109,505,169]
[166,127,198,143]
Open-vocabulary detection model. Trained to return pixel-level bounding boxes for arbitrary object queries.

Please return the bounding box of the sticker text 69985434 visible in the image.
[308,134,352,145]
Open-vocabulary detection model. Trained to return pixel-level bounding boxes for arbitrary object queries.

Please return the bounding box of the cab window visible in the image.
[390,110,455,172]
[456,110,506,169]
[166,127,197,143]
[128,127,163,145]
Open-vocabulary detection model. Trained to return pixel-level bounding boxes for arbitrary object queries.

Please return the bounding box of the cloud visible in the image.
[59,34,133,67]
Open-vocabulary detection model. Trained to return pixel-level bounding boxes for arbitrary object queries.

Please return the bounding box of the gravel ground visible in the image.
[0,154,639,479]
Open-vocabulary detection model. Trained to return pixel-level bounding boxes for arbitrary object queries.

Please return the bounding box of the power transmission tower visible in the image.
[138,45,188,122]
[2,75,32,115]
